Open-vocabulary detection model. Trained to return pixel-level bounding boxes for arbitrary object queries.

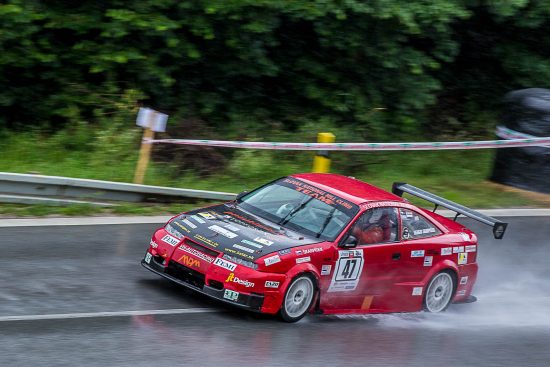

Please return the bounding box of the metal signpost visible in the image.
[134,107,168,184]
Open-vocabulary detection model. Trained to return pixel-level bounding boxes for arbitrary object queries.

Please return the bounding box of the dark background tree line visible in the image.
[1,0,549,141]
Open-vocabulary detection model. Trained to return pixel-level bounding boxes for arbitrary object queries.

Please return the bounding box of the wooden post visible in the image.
[312,132,335,173]
[133,112,156,184]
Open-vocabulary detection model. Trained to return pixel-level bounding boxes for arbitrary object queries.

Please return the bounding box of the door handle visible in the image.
[392,252,401,260]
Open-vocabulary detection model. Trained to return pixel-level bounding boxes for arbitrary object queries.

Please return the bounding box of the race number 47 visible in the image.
[328,250,364,292]
[336,258,360,280]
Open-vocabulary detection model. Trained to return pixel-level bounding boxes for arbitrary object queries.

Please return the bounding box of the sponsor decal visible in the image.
[453,246,464,253]
[265,281,280,289]
[241,239,263,249]
[178,255,201,269]
[182,218,197,229]
[412,287,423,296]
[254,237,274,246]
[441,247,452,256]
[190,215,206,224]
[460,276,469,285]
[161,234,180,247]
[328,250,364,292]
[193,234,220,248]
[178,244,215,263]
[423,256,433,267]
[414,228,436,235]
[402,227,411,240]
[223,211,277,234]
[282,178,354,210]
[233,244,255,254]
[456,290,466,296]
[264,254,281,266]
[223,289,239,301]
[458,252,468,265]
[411,250,425,258]
[214,257,237,271]
[198,212,215,219]
[144,252,152,264]
[174,221,190,233]
[296,256,311,264]
[321,264,332,275]
[209,225,238,239]
[223,223,240,232]
[224,247,255,260]
[149,240,158,249]
[225,273,254,288]
[460,232,470,241]
[298,247,323,255]
[465,245,477,253]
[339,249,362,258]
[278,248,291,256]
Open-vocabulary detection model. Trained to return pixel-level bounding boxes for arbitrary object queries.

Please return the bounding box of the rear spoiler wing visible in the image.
[392,182,507,239]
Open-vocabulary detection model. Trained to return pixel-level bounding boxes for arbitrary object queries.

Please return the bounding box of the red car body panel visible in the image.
[142,174,485,317]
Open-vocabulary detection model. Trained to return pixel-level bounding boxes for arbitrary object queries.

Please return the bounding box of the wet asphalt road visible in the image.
[1,217,549,367]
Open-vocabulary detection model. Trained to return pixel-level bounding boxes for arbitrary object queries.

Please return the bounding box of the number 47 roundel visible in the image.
[328,250,364,292]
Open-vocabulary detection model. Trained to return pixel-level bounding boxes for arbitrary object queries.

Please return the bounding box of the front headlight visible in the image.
[165,223,184,239]
[223,254,258,270]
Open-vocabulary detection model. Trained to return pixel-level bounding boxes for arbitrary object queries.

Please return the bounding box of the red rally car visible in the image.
[142,173,507,322]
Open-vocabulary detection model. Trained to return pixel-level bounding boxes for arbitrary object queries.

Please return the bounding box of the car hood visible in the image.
[170,203,322,261]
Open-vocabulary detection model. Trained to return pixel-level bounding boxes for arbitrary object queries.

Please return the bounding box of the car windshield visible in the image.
[238,177,359,241]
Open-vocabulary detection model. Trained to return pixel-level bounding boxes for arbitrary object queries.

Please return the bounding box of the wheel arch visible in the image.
[281,264,321,315]
[279,268,319,322]
[423,259,459,288]
[284,263,321,289]
[423,265,459,313]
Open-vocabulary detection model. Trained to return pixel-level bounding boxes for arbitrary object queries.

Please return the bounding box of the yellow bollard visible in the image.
[312,132,335,173]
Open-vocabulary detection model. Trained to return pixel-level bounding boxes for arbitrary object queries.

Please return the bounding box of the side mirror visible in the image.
[340,235,358,248]
[235,191,248,202]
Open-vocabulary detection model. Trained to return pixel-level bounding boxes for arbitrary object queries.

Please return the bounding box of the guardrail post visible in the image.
[312,132,335,173]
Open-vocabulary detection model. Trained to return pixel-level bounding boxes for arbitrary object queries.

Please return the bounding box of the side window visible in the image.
[399,209,441,240]
[350,207,398,246]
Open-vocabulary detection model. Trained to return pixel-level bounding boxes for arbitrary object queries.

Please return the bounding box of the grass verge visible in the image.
[0,127,547,218]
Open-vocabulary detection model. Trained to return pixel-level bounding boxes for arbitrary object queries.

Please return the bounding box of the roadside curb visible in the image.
[0,209,549,227]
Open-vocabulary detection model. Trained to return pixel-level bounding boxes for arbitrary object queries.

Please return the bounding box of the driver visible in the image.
[353,209,388,245]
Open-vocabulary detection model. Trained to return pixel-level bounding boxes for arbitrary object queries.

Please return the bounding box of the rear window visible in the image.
[400,208,441,240]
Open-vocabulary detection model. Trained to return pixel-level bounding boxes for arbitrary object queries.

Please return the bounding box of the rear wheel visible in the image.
[280,274,316,322]
[424,271,455,313]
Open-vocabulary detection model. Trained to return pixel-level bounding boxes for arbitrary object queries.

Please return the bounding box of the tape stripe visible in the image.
[496,125,550,148]
[144,136,550,151]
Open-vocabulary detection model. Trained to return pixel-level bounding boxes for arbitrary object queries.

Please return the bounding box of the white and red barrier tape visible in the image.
[145,126,550,151]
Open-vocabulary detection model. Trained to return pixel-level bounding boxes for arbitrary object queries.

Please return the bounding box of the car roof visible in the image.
[290,173,407,205]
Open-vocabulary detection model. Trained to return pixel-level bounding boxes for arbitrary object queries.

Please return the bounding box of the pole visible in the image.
[134,112,156,184]
[312,132,335,173]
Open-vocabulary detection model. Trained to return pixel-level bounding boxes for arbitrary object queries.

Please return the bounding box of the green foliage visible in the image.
[0,0,473,139]
[429,1,550,136]
[1,1,549,142]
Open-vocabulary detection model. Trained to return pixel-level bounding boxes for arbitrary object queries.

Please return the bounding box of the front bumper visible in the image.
[141,255,264,312]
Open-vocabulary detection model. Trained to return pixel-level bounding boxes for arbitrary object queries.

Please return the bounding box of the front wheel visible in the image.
[423,271,455,313]
[280,274,316,322]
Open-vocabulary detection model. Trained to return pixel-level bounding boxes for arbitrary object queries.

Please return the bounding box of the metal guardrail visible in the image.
[0,172,237,206]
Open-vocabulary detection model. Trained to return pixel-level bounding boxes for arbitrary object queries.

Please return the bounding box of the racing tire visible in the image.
[423,270,456,313]
[279,274,316,323]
